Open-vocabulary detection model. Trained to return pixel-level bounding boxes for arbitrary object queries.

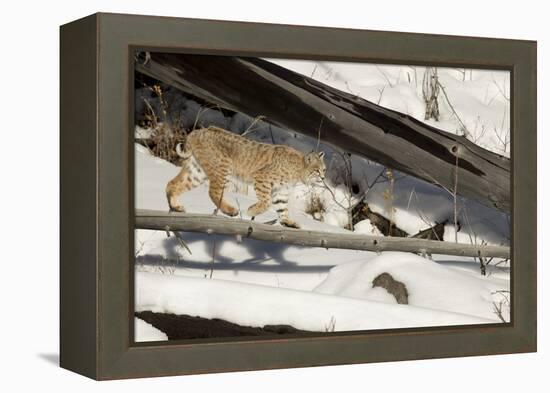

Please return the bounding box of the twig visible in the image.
[315,116,324,152]
[135,230,161,257]
[453,148,459,243]
[493,126,510,154]
[152,84,169,122]
[409,188,440,241]
[408,66,418,88]
[209,239,216,279]
[163,225,192,256]
[173,231,192,255]
[325,316,336,333]
[376,65,395,87]
[437,81,470,137]
[376,86,386,105]
[316,179,349,212]
[351,167,387,212]
[141,97,158,129]
[491,290,510,322]
[492,301,507,323]
[310,64,318,78]
[192,104,223,130]
[192,106,208,130]
[492,74,510,102]
[268,124,277,144]
[241,115,267,136]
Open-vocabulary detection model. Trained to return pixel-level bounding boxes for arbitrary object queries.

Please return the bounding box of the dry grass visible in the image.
[142,123,186,165]
[304,193,327,221]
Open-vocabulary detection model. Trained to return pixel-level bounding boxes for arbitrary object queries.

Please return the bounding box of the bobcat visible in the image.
[166,126,326,228]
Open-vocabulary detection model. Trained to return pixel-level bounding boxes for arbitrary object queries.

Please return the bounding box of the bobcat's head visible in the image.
[303,151,326,184]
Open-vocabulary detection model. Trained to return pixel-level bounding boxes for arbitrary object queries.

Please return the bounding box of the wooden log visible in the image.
[352,201,409,237]
[411,221,447,241]
[135,209,510,259]
[135,53,510,213]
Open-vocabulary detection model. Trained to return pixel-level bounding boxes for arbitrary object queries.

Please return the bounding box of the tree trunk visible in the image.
[135,53,510,213]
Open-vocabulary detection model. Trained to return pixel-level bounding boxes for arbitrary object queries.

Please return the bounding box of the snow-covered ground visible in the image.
[134,60,510,341]
[136,271,495,333]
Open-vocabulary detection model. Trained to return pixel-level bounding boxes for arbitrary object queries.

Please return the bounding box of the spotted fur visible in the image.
[166,126,326,228]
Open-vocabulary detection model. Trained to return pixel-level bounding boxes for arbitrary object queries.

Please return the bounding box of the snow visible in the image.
[354,219,383,236]
[134,59,510,341]
[314,252,509,321]
[134,146,509,340]
[136,272,494,333]
[134,317,168,342]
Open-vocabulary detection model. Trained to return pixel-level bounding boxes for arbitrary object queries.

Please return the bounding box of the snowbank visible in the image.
[136,272,495,333]
[314,252,509,321]
[354,219,382,236]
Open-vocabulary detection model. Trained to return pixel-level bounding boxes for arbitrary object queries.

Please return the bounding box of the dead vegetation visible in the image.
[137,123,186,165]
[305,193,327,221]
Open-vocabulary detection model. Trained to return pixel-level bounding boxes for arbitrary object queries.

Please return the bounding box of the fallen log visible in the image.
[136,311,309,340]
[135,53,510,213]
[411,221,448,241]
[352,201,409,237]
[135,209,510,259]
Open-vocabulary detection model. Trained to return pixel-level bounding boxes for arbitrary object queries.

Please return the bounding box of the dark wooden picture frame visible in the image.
[60,13,536,380]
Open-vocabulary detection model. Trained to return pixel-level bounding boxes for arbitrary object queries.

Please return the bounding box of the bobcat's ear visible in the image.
[318,151,325,159]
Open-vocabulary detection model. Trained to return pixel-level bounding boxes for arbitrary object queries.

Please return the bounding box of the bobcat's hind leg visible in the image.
[247,178,272,219]
[207,174,239,216]
[204,168,236,218]
[194,151,238,217]
[272,187,300,229]
[166,157,206,212]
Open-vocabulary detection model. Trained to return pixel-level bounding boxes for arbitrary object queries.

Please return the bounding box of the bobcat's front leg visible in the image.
[248,178,272,218]
[272,186,300,229]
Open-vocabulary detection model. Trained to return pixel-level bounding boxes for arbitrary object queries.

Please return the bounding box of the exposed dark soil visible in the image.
[136,311,311,340]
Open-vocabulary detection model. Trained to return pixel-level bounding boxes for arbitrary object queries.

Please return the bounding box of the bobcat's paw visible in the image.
[280,218,300,229]
[169,205,186,213]
[222,205,239,217]
[247,203,268,218]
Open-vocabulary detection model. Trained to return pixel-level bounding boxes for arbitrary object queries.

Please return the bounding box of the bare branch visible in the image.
[241,115,267,136]
[492,73,510,102]
[437,81,470,138]
[376,65,395,87]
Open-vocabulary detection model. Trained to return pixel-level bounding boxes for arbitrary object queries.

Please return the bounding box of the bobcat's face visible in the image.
[303,151,326,184]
